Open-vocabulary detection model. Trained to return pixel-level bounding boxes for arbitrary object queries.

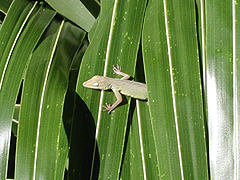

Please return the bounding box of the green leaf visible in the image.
[142,0,208,179]
[13,104,20,122]
[15,20,85,179]
[119,101,145,180]
[195,0,205,59]
[66,41,93,180]
[205,0,240,178]
[0,1,56,178]
[80,0,100,18]
[235,0,240,176]
[0,0,12,14]
[76,0,147,179]
[45,0,97,32]
[11,104,20,137]
[120,57,156,179]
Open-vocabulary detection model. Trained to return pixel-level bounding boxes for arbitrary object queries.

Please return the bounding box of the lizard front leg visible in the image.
[103,89,122,113]
[113,65,130,80]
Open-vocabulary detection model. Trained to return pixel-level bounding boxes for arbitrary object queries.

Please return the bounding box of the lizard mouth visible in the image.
[82,81,99,89]
[82,82,87,87]
[83,81,92,88]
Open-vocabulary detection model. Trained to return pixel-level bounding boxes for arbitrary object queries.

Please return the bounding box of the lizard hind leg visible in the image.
[103,100,122,114]
[103,90,123,114]
[103,103,113,114]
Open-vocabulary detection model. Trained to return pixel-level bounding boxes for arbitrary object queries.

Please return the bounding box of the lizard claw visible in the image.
[113,64,121,74]
[103,103,113,114]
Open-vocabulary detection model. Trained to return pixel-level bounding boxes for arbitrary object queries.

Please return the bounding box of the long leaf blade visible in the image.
[76,0,147,179]
[0,2,55,178]
[0,0,12,14]
[205,0,240,178]
[119,101,145,180]
[45,0,97,32]
[234,0,240,177]
[16,20,85,179]
[142,0,208,178]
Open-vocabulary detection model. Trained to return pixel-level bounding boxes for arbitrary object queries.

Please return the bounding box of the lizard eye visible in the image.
[92,82,99,86]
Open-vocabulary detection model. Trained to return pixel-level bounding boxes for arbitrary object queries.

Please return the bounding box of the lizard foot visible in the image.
[113,64,121,74]
[103,103,114,114]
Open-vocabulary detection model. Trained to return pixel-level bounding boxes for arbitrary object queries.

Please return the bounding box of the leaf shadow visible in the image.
[63,91,100,180]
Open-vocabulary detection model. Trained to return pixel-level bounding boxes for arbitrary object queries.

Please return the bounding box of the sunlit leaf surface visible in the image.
[205,0,240,179]
[142,0,208,178]
[45,0,97,32]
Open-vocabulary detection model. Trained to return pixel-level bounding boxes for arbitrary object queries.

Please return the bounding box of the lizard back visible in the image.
[109,78,148,100]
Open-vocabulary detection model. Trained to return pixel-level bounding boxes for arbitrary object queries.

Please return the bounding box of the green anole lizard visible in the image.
[83,65,148,113]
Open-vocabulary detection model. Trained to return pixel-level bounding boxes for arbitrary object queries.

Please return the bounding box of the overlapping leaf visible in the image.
[15,20,85,179]
[0,1,55,178]
[0,0,12,14]
[76,0,147,179]
[142,0,208,178]
[205,0,240,179]
[45,0,98,32]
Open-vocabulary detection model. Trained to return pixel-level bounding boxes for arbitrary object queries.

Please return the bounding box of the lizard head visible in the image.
[83,75,111,90]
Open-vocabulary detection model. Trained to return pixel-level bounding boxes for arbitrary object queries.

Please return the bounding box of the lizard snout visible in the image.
[82,81,87,87]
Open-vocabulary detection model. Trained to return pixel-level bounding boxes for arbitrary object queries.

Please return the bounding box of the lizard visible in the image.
[83,65,148,113]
